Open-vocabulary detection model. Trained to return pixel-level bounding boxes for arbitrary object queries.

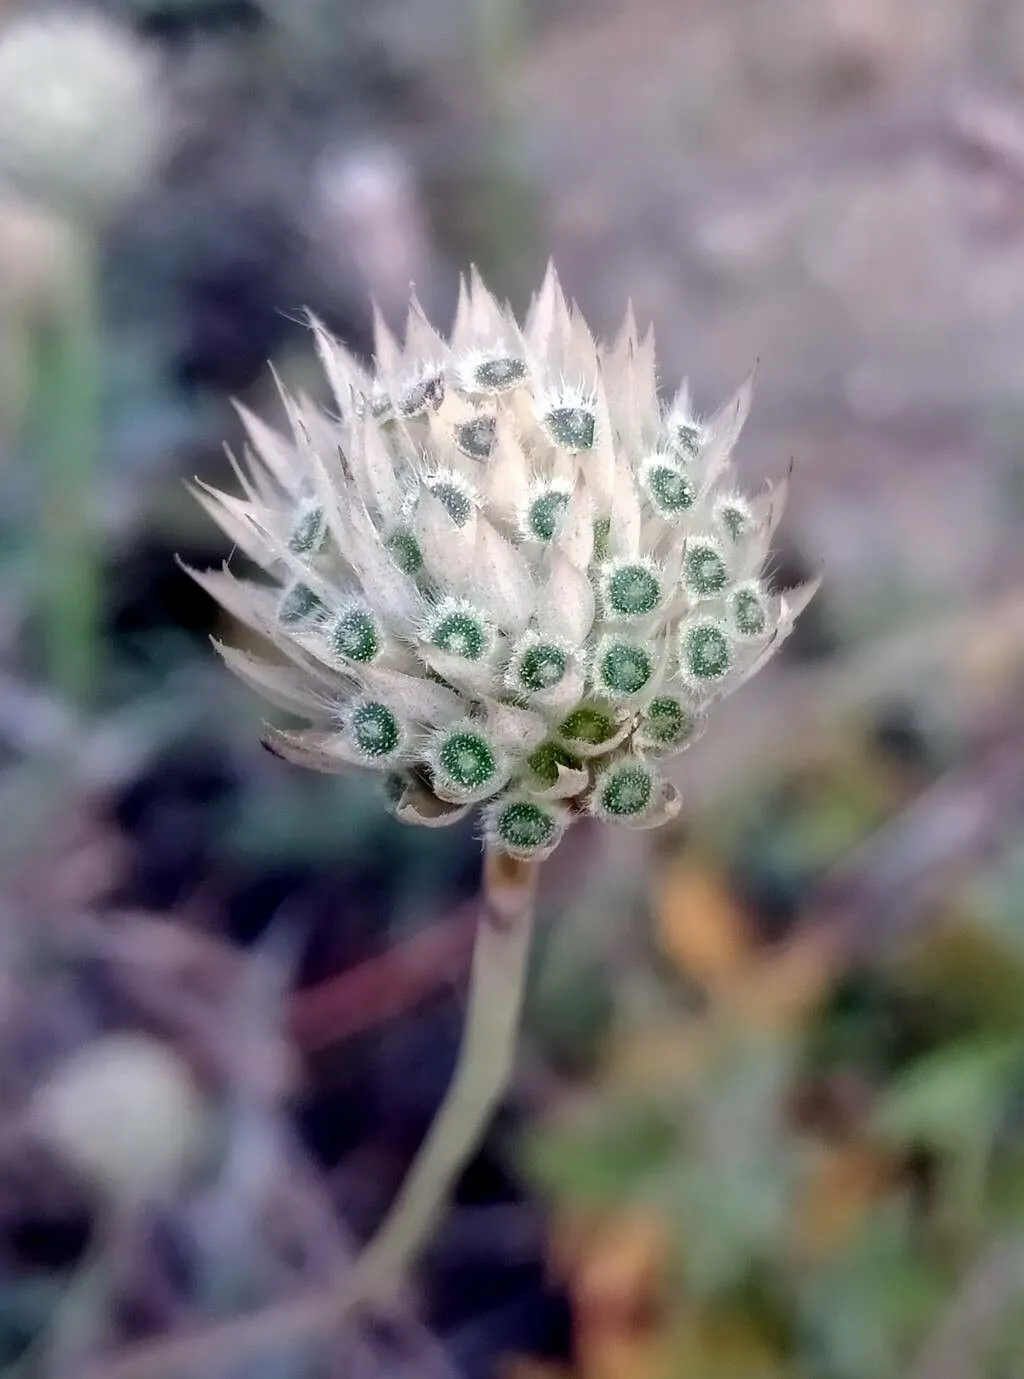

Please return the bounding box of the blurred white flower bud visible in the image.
[32,1032,208,1207]
[311,142,431,315]
[0,9,164,224]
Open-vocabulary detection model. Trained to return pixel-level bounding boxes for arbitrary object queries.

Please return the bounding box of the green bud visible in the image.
[428,603,492,661]
[454,414,497,461]
[484,794,567,859]
[328,607,381,664]
[524,485,571,542]
[348,699,403,762]
[398,373,445,416]
[594,636,654,699]
[386,527,423,576]
[507,635,569,694]
[288,503,328,556]
[472,355,527,392]
[683,539,729,598]
[559,711,617,744]
[521,644,567,690]
[558,704,620,749]
[601,560,663,620]
[543,405,596,452]
[730,582,768,639]
[640,456,696,518]
[592,758,657,822]
[431,723,507,801]
[278,582,327,627]
[679,618,732,686]
[669,418,703,459]
[427,474,475,527]
[526,740,581,788]
[714,495,752,543]
[635,695,698,754]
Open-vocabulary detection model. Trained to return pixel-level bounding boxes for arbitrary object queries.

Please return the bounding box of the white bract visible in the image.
[192,267,816,859]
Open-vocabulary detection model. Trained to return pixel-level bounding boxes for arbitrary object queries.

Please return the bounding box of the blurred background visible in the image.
[1,0,1024,1375]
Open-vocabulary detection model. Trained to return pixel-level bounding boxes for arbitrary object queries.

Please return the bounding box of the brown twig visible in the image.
[287,815,597,1054]
[288,901,479,1053]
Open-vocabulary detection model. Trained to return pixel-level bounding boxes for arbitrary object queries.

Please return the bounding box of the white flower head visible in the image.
[0,9,164,223]
[193,266,816,852]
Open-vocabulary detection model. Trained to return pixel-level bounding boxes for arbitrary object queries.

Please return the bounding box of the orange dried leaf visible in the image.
[792,1145,892,1260]
[732,924,838,1029]
[655,862,754,992]
[604,1023,709,1092]
[572,1209,672,1327]
[576,1323,678,1379]
[548,1207,605,1286]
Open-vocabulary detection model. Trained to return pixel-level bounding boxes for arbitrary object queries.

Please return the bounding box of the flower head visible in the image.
[192,266,816,850]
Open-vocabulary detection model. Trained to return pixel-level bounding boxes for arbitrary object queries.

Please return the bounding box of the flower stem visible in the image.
[356,844,539,1295]
[74,847,541,1379]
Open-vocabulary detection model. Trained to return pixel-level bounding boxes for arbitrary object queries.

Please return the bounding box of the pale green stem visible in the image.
[43,1228,115,1377]
[76,847,541,1379]
[35,230,102,710]
[356,844,539,1295]
[8,1209,118,1379]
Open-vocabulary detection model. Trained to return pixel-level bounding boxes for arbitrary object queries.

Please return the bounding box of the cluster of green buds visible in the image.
[193,267,815,860]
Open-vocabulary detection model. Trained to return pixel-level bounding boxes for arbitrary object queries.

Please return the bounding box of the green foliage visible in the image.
[985,1301,1024,1379]
[658,1043,798,1296]
[797,1202,950,1379]
[525,1095,680,1209]
[28,235,103,709]
[0,1276,65,1368]
[874,1039,1024,1229]
[523,731,1024,1379]
[873,1040,1022,1157]
[526,920,616,1077]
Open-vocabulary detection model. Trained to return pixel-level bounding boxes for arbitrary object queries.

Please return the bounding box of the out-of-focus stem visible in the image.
[36,230,101,709]
[355,845,540,1295]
